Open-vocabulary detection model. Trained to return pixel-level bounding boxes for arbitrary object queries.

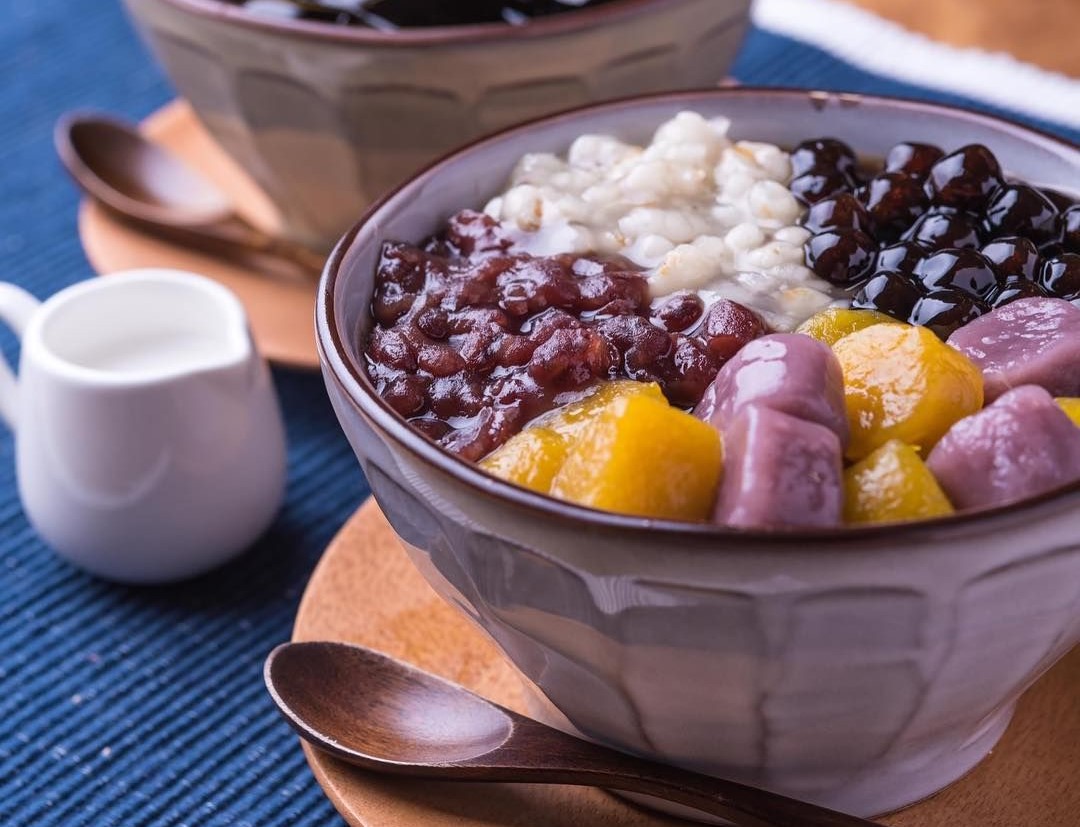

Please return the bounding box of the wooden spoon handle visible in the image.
[98,206,322,283]
[206,215,327,277]
[261,235,330,276]
[596,760,880,827]
[477,712,883,827]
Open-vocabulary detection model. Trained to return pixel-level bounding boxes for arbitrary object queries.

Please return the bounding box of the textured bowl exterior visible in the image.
[316,91,1080,818]
[121,0,750,250]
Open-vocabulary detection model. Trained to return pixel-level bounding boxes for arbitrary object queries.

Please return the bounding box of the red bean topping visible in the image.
[439,210,518,258]
[416,342,467,377]
[665,336,721,408]
[652,291,706,332]
[699,300,768,362]
[415,307,450,339]
[367,327,418,372]
[381,375,429,417]
[364,210,769,457]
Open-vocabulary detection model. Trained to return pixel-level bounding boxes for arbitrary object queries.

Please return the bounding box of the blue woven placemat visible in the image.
[0,3,1076,825]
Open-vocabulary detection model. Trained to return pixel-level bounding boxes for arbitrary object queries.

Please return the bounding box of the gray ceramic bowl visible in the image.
[316,89,1080,819]
[121,0,751,250]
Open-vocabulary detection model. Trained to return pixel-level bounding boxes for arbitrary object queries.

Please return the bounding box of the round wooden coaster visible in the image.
[293,500,1080,827]
[78,100,319,370]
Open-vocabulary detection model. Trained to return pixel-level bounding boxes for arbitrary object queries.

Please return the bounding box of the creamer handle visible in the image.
[0,283,43,430]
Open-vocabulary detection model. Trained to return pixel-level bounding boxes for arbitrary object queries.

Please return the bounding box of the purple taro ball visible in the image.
[947,297,1080,401]
[694,333,849,448]
[713,405,843,529]
[926,385,1080,510]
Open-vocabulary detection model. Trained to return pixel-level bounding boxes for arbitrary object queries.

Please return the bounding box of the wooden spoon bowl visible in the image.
[266,641,883,827]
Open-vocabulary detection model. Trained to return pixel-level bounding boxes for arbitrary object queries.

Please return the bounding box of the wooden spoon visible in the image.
[264,641,884,827]
[54,112,325,281]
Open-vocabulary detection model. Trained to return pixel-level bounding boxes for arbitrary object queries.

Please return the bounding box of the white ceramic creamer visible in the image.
[0,269,286,583]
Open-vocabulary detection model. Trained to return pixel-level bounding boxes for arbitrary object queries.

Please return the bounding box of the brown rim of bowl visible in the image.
[153,0,699,46]
[318,86,1080,546]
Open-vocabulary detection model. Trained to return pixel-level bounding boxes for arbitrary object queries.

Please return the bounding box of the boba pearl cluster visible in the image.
[484,112,846,331]
[789,137,1080,338]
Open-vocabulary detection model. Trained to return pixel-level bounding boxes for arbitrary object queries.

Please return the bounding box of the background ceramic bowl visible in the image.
[316,89,1080,819]
[120,0,751,251]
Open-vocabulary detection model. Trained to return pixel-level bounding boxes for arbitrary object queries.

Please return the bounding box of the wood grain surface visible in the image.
[846,0,1080,77]
[292,500,1080,827]
[78,101,320,370]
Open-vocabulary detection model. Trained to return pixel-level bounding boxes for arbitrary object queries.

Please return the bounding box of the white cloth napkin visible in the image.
[754,0,1080,132]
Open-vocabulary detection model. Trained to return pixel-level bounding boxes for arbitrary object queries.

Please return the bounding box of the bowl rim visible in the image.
[318,86,1080,545]
[151,0,705,46]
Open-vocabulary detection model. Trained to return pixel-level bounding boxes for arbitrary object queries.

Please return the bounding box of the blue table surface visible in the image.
[1,3,1076,825]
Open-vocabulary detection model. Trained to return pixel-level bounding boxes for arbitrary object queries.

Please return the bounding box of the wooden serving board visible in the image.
[78,101,319,370]
[292,499,1080,827]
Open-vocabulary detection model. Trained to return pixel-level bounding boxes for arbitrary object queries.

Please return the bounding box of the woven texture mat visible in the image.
[0,2,1076,825]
